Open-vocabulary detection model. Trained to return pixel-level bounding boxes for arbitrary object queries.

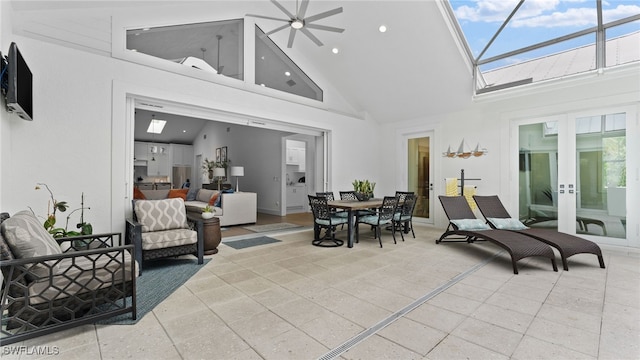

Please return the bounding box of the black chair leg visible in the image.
[312,225,344,247]
[391,223,397,244]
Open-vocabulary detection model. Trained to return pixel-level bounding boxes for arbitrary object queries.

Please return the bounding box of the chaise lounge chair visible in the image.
[438,196,558,274]
[473,195,605,271]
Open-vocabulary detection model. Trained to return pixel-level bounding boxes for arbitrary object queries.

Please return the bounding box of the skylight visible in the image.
[447,0,640,93]
[147,119,166,134]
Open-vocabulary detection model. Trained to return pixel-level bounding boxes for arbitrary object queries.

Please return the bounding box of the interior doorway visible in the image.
[406,133,433,223]
[283,134,325,215]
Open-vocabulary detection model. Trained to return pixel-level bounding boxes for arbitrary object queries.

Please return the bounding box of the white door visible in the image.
[511,106,637,247]
[402,132,434,224]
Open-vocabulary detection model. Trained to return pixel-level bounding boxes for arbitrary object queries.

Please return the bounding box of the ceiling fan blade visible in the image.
[305,24,345,33]
[300,28,323,46]
[297,0,310,19]
[270,0,296,20]
[304,7,343,23]
[246,14,290,22]
[287,28,297,48]
[264,23,291,36]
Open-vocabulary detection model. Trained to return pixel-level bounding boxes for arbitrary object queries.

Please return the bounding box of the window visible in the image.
[126,19,244,80]
[447,1,640,93]
[255,26,323,101]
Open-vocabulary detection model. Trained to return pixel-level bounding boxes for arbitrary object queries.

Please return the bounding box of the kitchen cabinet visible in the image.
[146,143,170,176]
[286,147,298,165]
[171,144,194,166]
[134,142,148,161]
[286,146,306,171]
[286,184,307,212]
[297,150,305,172]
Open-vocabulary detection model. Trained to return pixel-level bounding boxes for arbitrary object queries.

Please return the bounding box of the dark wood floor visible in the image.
[221,211,314,238]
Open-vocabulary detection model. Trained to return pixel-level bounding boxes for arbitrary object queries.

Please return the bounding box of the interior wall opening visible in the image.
[129,98,328,222]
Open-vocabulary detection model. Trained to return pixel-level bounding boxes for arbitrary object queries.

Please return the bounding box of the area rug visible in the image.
[223,236,281,249]
[98,258,210,325]
[242,222,301,233]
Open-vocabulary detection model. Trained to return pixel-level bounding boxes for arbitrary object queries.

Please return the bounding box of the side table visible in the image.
[202,216,222,255]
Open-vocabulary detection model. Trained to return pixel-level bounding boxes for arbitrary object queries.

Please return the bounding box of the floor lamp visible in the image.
[230,166,244,192]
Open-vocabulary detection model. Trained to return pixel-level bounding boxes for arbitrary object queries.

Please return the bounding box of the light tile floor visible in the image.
[3,225,639,360]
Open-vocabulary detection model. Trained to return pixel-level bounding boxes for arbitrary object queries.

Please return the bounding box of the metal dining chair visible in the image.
[357,196,399,247]
[308,195,347,247]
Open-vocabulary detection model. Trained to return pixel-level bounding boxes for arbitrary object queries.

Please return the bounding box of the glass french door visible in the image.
[513,107,635,246]
[406,133,433,224]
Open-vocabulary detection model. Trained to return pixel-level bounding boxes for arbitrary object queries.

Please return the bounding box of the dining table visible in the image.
[327,198,384,248]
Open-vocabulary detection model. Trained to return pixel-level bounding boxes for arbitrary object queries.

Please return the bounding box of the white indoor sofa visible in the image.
[139,188,257,227]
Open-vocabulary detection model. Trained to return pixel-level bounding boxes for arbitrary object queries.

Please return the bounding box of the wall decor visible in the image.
[221,146,227,162]
[215,148,221,162]
[443,139,487,158]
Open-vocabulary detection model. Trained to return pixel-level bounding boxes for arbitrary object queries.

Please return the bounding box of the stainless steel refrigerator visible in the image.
[172,166,192,189]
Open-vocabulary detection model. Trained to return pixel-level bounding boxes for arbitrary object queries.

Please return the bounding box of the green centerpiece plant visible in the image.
[352,179,376,201]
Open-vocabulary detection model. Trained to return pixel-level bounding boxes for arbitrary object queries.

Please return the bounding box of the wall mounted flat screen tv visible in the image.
[6,42,33,121]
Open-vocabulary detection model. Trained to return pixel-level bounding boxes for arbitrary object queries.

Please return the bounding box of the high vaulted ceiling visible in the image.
[9,0,474,127]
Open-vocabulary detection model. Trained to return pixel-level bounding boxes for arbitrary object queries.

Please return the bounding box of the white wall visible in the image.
[385,66,640,247]
[2,5,637,248]
[0,33,380,235]
[0,1,12,211]
[192,120,293,214]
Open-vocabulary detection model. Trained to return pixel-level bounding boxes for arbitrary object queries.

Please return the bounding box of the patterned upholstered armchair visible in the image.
[126,198,204,275]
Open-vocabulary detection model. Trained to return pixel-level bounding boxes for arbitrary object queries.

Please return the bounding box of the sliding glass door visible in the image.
[514,107,635,245]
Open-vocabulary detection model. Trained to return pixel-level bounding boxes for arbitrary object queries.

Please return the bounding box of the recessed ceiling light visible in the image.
[379,25,387,33]
[332,48,339,54]
[285,71,291,76]
[182,130,187,133]
[147,119,166,134]
[260,83,266,87]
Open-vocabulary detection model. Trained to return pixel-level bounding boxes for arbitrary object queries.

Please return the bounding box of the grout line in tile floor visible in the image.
[317,250,507,360]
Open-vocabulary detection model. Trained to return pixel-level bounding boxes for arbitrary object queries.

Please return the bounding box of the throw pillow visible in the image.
[0,210,62,278]
[168,189,188,201]
[133,187,146,200]
[196,189,216,203]
[450,219,491,231]
[134,198,188,232]
[209,192,220,206]
[186,187,199,201]
[487,217,529,230]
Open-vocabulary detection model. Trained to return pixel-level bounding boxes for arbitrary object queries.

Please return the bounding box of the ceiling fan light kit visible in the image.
[291,19,304,29]
[247,0,344,48]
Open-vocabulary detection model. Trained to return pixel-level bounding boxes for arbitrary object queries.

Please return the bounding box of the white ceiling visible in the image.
[134,109,208,144]
[9,0,474,132]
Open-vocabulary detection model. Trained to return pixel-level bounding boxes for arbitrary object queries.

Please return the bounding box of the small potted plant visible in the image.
[352,179,376,201]
[202,205,215,219]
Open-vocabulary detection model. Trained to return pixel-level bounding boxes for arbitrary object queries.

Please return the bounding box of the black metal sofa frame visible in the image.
[438,196,558,274]
[1,213,136,346]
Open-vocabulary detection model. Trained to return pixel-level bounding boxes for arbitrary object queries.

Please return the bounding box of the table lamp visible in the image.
[212,168,225,190]
[230,166,244,192]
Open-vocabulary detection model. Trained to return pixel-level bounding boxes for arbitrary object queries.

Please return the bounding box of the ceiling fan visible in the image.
[247,0,344,48]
